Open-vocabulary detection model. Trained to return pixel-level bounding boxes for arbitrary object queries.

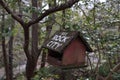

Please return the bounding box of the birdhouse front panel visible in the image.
[62,37,86,66]
[75,38,86,65]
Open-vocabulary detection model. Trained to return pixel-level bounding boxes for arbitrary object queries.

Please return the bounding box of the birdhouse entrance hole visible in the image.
[48,50,63,61]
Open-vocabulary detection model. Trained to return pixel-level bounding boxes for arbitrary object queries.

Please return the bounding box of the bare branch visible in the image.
[0,0,79,27]
[27,0,80,27]
[0,0,24,26]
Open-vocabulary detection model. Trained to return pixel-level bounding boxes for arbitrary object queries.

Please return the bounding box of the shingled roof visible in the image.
[42,31,93,53]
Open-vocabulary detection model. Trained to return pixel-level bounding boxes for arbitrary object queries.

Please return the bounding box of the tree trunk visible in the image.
[23,27,37,80]
[23,27,32,80]
[25,0,39,80]
[1,9,10,80]
[31,0,39,59]
[41,50,46,68]
[26,59,37,80]
[8,18,14,80]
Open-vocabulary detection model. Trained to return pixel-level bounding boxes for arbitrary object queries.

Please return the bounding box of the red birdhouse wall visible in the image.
[62,37,86,66]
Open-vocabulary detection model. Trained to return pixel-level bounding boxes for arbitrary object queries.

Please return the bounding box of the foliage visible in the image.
[98,63,110,77]
[0,0,120,80]
[33,67,59,80]
[16,74,25,80]
[112,72,120,80]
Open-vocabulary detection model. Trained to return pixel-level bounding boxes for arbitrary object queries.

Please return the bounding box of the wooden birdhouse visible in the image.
[42,31,92,67]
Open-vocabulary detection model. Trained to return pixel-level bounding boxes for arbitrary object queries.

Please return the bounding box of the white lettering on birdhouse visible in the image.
[47,41,62,49]
[52,34,69,43]
[46,32,69,49]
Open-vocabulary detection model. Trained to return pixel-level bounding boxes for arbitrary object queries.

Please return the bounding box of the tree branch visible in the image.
[0,0,24,26]
[23,27,31,60]
[105,63,120,80]
[0,0,79,27]
[27,0,80,27]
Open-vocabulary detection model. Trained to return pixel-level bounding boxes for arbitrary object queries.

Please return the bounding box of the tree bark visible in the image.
[41,50,46,68]
[23,26,38,80]
[31,0,39,60]
[8,18,14,80]
[1,9,10,80]
[26,59,37,80]
[23,27,34,80]
[25,0,39,79]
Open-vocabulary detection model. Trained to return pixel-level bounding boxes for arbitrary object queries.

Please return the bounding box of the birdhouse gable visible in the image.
[42,31,92,53]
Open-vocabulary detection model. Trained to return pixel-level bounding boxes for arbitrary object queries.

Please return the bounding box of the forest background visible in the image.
[0,0,120,80]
